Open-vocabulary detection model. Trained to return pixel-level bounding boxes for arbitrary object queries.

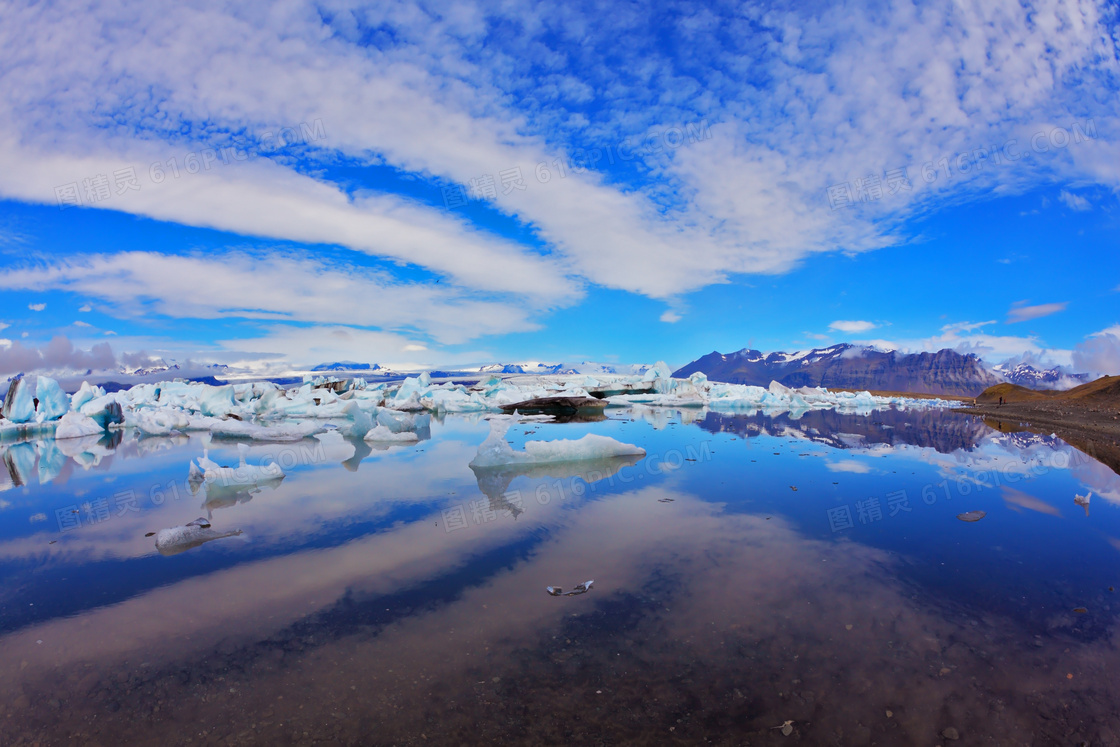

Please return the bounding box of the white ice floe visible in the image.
[363,424,420,443]
[54,411,105,440]
[469,419,646,469]
[192,443,285,488]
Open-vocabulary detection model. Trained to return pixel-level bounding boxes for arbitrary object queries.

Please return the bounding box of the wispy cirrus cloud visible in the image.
[1059,190,1091,211]
[1007,302,1068,324]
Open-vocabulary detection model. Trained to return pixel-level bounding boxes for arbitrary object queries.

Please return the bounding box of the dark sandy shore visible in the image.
[954,399,1120,475]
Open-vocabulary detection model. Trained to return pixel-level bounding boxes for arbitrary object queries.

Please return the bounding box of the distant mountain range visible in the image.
[310,361,383,373]
[478,362,652,376]
[673,344,1003,397]
[990,363,1090,390]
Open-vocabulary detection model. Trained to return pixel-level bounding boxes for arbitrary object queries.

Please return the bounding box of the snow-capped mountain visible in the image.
[674,344,1001,396]
[990,363,1090,390]
[478,361,650,376]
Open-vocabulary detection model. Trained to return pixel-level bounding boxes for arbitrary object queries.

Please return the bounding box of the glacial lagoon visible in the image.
[2,407,1119,744]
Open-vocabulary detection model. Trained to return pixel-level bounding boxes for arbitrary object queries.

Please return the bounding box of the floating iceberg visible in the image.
[363,424,420,443]
[1,361,960,450]
[1,375,36,423]
[192,443,285,488]
[469,419,646,469]
[35,377,71,421]
[54,411,105,440]
[155,517,244,556]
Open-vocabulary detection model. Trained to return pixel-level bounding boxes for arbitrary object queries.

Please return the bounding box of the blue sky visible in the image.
[0,0,1118,376]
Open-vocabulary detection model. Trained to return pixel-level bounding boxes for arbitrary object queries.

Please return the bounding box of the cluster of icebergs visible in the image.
[0,363,957,447]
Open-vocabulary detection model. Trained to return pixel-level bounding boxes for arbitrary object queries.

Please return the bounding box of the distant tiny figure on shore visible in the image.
[998,396,1004,407]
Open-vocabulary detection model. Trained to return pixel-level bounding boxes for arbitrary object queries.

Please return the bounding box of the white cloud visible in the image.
[0,336,116,376]
[660,310,682,323]
[1072,325,1120,375]
[72,320,92,328]
[0,0,1114,307]
[826,461,874,474]
[78,304,92,312]
[27,303,45,311]
[1007,302,1067,323]
[0,251,540,345]
[1059,189,1091,210]
[857,320,1071,365]
[829,320,876,334]
[215,326,484,372]
[0,322,7,332]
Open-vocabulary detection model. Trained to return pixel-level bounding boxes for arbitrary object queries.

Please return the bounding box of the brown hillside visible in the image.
[1062,375,1120,401]
[974,382,1052,404]
[976,376,1120,406]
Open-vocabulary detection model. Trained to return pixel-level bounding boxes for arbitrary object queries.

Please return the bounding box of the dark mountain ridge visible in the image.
[674,344,1002,397]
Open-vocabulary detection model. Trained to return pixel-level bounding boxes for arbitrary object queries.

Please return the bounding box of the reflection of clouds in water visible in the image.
[1073,459,1120,506]
[1002,486,1064,517]
[826,460,875,474]
[0,431,485,564]
[5,486,1120,743]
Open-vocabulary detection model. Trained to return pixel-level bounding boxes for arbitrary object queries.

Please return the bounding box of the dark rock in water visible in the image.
[500,396,607,415]
[957,510,986,522]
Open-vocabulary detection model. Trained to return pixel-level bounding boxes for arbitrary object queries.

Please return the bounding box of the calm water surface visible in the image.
[1,407,1119,745]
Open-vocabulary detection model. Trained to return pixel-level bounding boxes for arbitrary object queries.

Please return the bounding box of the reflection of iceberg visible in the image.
[155,518,244,556]
[3,442,36,487]
[37,440,67,485]
[201,482,266,519]
[469,419,645,469]
[0,449,12,492]
[55,433,117,469]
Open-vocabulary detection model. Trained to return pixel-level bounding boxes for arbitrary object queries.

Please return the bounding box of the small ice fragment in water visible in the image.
[957,511,986,522]
[1075,491,1091,516]
[546,580,594,597]
[770,720,794,736]
[565,580,593,596]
